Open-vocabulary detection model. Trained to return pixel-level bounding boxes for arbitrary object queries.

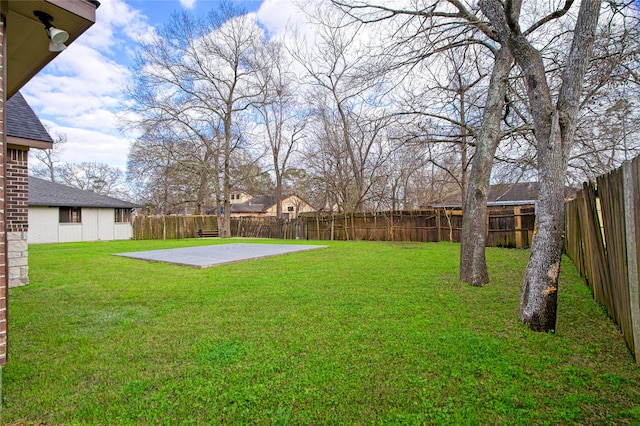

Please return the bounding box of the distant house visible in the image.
[28,177,139,244]
[432,182,577,209]
[208,192,316,220]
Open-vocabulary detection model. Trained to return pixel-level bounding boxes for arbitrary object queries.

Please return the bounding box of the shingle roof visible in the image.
[230,195,277,213]
[6,92,53,143]
[434,181,578,207]
[489,182,539,202]
[29,176,139,209]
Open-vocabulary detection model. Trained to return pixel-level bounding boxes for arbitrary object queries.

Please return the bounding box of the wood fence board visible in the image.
[625,160,640,360]
[566,157,640,361]
[600,168,635,353]
[133,207,535,249]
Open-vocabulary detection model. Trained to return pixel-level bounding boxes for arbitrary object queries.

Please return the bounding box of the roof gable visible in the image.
[28,176,139,209]
[6,92,53,143]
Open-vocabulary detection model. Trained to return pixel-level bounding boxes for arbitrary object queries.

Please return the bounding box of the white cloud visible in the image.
[20,0,321,173]
[21,0,154,170]
[256,0,306,38]
[40,120,133,169]
[179,0,198,9]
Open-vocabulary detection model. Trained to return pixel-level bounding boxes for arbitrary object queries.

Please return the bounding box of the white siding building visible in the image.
[28,177,139,244]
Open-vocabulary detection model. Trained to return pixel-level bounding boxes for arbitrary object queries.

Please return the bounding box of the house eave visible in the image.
[8,136,52,150]
[6,0,99,98]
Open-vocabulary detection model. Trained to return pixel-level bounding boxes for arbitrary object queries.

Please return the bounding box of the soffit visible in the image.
[6,0,98,97]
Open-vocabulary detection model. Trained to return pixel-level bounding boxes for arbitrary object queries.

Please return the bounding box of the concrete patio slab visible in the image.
[114,243,328,268]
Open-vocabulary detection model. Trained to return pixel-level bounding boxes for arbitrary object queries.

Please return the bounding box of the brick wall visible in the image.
[6,144,27,286]
[6,147,28,232]
[6,147,28,288]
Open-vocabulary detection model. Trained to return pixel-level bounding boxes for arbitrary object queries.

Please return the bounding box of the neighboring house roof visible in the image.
[489,182,540,203]
[230,195,277,213]
[436,182,538,207]
[204,194,316,215]
[435,181,578,207]
[28,176,139,209]
[6,92,53,143]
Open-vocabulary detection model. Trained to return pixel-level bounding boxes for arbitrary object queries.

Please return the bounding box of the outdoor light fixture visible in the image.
[34,11,70,52]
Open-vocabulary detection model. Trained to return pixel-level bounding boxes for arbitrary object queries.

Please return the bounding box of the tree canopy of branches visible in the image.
[330,0,639,331]
[291,5,400,213]
[252,39,306,218]
[31,132,129,199]
[30,131,66,183]
[123,3,265,236]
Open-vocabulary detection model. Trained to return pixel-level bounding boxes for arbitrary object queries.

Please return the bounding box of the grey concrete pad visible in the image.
[114,243,328,268]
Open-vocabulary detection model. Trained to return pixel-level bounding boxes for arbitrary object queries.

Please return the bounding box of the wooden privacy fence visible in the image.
[565,158,640,362]
[132,215,307,240]
[133,215,219,240]
[133,205,535,248]
[231,217,307,240]
[301,206,534,247]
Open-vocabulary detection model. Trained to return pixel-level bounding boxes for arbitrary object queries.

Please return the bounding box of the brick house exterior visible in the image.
[0,12,7,366]
[4,92,55,287]
[0,0,98,367]
[6,148,29,286]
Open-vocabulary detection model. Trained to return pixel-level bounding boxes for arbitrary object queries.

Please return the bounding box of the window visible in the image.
[115,208,132,223]
[287,206,294,212]
[59,207,81,223]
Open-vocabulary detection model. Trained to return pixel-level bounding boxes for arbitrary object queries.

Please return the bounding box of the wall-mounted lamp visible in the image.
[34,11,69,52]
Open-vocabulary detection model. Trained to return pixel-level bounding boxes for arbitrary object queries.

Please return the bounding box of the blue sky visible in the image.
[128,0,263,27]
[22,0,299,170]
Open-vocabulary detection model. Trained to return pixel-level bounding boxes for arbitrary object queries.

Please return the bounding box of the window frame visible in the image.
[59,207,82,224]
[114,208,132,223]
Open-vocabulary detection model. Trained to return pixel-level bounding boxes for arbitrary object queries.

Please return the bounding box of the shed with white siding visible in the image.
[28,176,139,244]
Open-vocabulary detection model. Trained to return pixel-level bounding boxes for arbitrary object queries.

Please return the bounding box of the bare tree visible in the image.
[329,0,517,286]
[57,161,128,198]
[292,4,396,213]
[124,4,265,235]
[30,132,67,182]
[460,48,513,285]
[568,10,640,184]
[480,0,603,331]
[253,39,305,218]
[398,43,492,207]
[127,128,217,215]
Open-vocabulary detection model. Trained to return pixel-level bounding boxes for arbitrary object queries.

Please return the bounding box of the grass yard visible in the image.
[2,239,640,424]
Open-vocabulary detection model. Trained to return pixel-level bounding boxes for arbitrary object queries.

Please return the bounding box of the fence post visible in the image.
[330,215,335,241]
[623,161,640,363]
[514,206,522,249]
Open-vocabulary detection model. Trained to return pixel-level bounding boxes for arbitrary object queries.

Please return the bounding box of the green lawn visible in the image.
[2,239,639,424]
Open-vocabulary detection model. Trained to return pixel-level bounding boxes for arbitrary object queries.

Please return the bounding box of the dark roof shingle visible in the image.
[29,176,139,209]
[488,182,539,202]
[230,195,276,213]
[6,92,53,143]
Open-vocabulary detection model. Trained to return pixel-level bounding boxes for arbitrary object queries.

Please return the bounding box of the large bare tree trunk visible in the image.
[222,106,233,238]
[520,115,567,329]
[480,0,602,331]
[460,48,513,286]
